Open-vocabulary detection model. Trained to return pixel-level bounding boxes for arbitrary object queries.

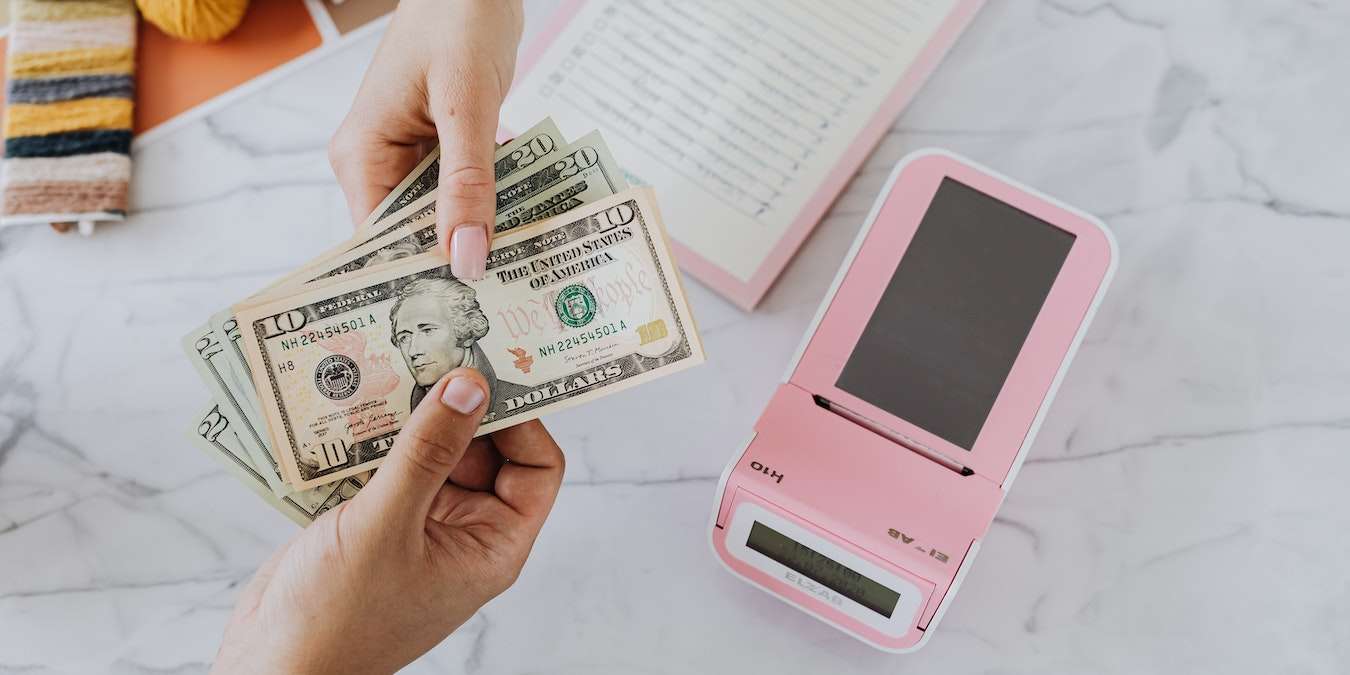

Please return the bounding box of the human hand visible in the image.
[329,0,524,280]
[213,368,565,673]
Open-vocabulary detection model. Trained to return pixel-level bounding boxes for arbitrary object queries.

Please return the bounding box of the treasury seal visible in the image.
[315,354,361,400]
[554,283,597,328]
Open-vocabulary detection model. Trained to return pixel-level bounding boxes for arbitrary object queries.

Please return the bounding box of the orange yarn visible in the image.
[136,0,250,42]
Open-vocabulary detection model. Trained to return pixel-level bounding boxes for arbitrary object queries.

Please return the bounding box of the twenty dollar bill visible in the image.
[188,401,369,525]
[358,117,565,231]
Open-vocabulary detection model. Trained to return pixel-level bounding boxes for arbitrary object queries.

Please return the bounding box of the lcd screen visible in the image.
[746,521,900,618]
[837,178,1075,450]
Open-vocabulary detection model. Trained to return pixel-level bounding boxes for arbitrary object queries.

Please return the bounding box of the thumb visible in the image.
[431,72,502,281]
[356,368,490,524]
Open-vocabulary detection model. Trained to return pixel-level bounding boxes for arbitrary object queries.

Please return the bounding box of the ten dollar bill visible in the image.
[237,188,703,489]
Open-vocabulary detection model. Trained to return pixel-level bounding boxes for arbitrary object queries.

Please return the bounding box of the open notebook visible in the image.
[501,0,985,309]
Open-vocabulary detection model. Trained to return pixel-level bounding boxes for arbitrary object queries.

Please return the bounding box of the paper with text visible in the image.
[502,0,961,292]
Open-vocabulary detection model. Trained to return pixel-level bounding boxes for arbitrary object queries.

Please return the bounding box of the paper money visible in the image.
[182,121,702,505]
[269,118,580,299]
[494,117,565,182]
[237,188,703,490]
[358,117,565,232]
[207,309,295,478]
[208,310,266,425]
[244,130,628,308]
[183,324,289,495]
[235,117,567,311]
[189,401,367,525]
[352,129,626,262]
[344,129,626,251]
[188,119,587,487]
[189,120,572,456]
[493,130,628,234]
[295,207,440,285]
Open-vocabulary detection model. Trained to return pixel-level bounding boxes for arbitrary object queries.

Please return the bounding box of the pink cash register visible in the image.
[709,150,1117,652]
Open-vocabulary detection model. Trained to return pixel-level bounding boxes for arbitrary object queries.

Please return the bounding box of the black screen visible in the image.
[836,178,1075,450]
[746,521,900,618]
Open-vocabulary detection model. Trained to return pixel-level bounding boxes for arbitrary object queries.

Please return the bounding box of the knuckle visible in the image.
[494,570,521,594]
[485,558,522,594]
[327,131,360,173]
[399,427,461,477]
[440,164,495,201]
[469,536,526,594]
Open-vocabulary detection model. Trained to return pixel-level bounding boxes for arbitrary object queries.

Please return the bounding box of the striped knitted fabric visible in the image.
[2,0,136,232]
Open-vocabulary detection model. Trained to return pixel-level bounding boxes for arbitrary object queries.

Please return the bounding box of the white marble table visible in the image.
[3,1,1349,672]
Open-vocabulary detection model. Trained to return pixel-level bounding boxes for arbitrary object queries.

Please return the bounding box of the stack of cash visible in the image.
[183,119,705,524]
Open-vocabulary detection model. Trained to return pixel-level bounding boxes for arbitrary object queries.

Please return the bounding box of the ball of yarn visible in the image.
[137,0,250,43]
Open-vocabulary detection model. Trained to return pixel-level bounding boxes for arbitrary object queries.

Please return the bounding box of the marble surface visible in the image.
[3,0,1349,672]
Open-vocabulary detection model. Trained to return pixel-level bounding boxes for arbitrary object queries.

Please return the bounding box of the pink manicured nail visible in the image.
[441,377,485,414]
[451,224,488,280]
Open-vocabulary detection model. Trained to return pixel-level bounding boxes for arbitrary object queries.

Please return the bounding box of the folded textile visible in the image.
[3,0,137,233]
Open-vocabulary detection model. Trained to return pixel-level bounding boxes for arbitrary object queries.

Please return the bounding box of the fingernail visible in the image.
[451,224,488,281]
[441,376,485,414]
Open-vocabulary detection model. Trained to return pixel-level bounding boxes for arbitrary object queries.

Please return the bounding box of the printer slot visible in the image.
[812,395,973,476]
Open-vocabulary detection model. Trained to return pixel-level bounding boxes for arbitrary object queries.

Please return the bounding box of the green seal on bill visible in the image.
[555,284,597,328]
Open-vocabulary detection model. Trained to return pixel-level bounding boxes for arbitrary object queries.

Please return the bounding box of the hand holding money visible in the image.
[215,367,565,673]
[184,120,704,517]
[239,188,700,489]
[327,0,525,280]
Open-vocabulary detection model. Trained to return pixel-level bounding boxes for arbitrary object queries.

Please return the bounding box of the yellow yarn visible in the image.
[6,98,134,138]
[136,0,250,43]
[11,46,135,79]
[17,1,129,22]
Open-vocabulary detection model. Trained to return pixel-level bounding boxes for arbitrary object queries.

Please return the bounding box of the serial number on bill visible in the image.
[275,314,378,351]
[539,320,628,357]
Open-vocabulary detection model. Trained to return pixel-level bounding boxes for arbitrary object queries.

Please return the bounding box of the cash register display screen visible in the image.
[837,178,1076,450]
[746,521,900,618]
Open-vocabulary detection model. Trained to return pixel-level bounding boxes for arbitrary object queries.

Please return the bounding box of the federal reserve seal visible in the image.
[554,283,597,328]
[315,354,361,400]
